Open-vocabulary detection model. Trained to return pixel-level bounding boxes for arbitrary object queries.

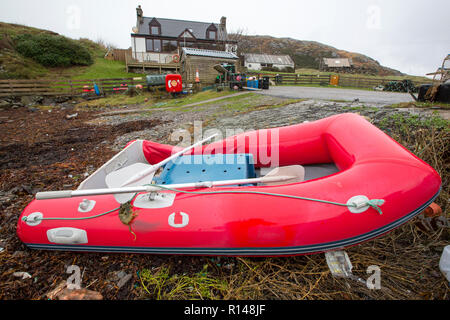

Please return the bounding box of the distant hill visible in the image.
[234,35,403,76]
[0,22,106,79]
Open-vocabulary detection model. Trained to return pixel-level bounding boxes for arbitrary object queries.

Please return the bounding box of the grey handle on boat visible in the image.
[36,191,73,200]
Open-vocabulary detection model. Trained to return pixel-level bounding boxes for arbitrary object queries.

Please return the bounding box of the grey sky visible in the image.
[0,0,448,76]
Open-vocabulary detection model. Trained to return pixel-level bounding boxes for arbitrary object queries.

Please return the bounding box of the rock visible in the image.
[54,96,70,104]
[46,281,67,300]
[0,100,11,109]
[57,288,103,300]
[20,96,42,106]
[47,281,103,300]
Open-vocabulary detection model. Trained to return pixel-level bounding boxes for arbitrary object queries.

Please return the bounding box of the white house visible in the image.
[130,5,237,64]
[244,54,295,71]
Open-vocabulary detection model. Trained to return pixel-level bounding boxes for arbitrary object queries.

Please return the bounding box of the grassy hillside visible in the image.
[0,22,138,80]
[234,35,405,76]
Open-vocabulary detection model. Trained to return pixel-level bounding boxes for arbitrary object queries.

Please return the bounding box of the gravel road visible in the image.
[257,86,414,105]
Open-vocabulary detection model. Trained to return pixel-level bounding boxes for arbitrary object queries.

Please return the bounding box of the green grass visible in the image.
[76,91,155,108]
[0,49,49,79]
[164,90,238,111]
[387,101,450,110]
[71,58,142,80]
[138,265,228,300]
[0,22,142,80]
[77,89,237,109]
[379,112,449,133]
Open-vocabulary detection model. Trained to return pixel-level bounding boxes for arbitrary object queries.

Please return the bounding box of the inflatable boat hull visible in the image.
[17,113,441,256]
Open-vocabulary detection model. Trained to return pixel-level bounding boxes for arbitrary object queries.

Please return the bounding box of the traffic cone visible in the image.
[195,69,200,83]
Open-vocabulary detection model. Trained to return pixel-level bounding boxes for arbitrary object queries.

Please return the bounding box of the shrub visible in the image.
[13,33,93,67]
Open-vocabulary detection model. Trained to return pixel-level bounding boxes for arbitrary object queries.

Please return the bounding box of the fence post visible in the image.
[69,80,73,97]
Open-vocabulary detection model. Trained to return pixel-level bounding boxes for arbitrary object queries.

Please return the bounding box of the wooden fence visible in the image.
[248,73,430,90]
[105,48,132,62]
[0,77,146,98]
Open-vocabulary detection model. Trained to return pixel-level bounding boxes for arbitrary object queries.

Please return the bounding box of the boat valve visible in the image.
[148,192,158,201]
[78,199,96,213]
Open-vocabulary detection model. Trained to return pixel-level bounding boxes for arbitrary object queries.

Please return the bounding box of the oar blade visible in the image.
[105,163,155,203]
[262,166,305,186]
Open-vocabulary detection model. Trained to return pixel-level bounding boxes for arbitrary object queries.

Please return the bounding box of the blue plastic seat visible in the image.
[154,154,256,186]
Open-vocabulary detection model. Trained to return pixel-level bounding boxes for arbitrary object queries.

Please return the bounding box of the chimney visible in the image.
[220,16,227,30]
[219,17,227,42]
[136,5,144,25]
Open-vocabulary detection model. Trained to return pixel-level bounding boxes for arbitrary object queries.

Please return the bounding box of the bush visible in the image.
[13,34,93,68]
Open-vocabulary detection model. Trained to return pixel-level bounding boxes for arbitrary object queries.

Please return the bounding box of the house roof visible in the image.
[136,17,226,41]
[244,54,294,66]
[181,48,238,59]
[323,58,352,68]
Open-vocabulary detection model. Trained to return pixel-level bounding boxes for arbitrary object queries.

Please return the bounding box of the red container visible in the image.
[165,74,182,93]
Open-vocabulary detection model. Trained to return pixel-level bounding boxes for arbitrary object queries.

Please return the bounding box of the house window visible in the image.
[180,41,195,48]
[146,39,153,52]
[150,26,160,35]
[163,40,178,52]
[207,30,217,40]
[146,39,162,52]
[153,40,161,52]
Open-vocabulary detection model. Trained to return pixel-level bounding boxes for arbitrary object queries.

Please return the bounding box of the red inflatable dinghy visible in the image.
[17,113,441,256]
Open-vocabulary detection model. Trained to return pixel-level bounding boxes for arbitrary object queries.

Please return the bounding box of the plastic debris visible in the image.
[13,272,32,279]
[325,250,353,278]
[117,273,132,289]
[325,251,366,285]
[439,245,450,282]
[66,113,78,120]
[423,203,442,218]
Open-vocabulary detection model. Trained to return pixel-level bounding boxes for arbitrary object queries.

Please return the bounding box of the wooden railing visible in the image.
[126,52,178,65]
[0,77,146,97]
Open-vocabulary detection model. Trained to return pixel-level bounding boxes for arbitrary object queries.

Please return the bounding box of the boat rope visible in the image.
[153,185,385,215]
[22,187,384,224]
[22,207,120,223]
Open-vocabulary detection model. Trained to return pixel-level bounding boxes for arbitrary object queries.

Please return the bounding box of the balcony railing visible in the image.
[127,52,178,65]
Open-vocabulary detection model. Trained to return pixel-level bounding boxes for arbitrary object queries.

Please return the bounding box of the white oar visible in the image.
[35,175,298,200]
[120,134,218,188]
[105,134,218,203]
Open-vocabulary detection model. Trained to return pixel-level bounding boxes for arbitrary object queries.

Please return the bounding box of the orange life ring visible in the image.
[172,54,180,63]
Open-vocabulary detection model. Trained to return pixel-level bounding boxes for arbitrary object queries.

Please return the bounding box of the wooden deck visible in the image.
[126,61,180,73]
[125,52,180,73]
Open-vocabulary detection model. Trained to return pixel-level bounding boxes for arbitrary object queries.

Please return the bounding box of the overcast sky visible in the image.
[0,0,448,76]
